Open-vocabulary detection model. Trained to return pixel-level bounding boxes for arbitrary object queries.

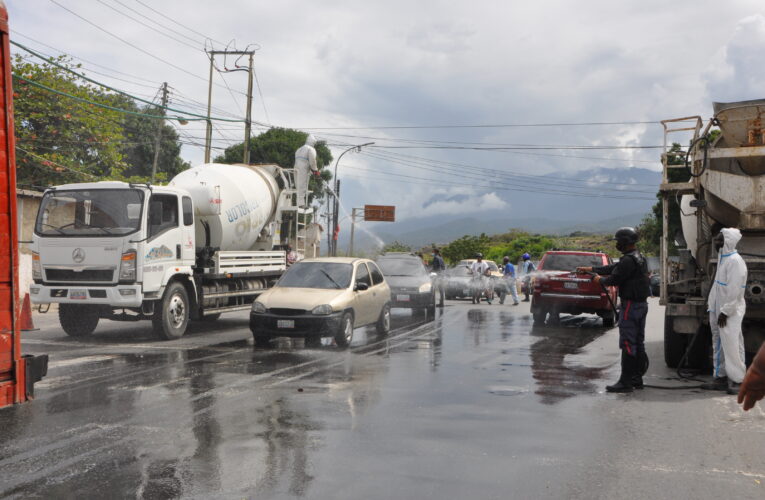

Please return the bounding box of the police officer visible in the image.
[577,227,650,393]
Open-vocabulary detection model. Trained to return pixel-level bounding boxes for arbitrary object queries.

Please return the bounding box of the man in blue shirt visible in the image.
[499,256,520,305]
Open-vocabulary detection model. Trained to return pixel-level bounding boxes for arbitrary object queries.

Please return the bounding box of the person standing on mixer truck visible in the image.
[294,134,320,208]
[702,228,748,395]
[577,227,650,393]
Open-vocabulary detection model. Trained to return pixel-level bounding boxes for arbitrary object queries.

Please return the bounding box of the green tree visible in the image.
[382,241,411,253]
[484,233,556,263]
[440,233,490,264]
[214,127,333,201]
[13,55,127,186]
[113,95,190,182]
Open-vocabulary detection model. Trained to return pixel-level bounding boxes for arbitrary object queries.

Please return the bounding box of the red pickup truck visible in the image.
[530,251,618,326]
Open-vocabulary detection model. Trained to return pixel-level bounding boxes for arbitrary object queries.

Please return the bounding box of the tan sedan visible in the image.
[250,257,391,348]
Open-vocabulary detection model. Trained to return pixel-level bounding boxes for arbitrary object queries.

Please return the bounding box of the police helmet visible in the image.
[613,227,639,245]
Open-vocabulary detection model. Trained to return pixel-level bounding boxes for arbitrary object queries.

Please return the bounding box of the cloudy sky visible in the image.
[8,0,765,229]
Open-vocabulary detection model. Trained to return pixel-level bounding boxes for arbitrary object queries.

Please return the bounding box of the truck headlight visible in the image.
[252,301,267,314]
[32,252,42,281]
[119,250,137,283]
[419,282,432,293]
[311,304,333,315]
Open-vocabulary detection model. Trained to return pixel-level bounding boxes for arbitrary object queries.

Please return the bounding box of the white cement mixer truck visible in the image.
[29,163,309,339]
[660,100,765,367]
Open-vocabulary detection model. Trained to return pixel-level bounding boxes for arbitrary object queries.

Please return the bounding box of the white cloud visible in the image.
[418,192,507,217]
[704,13,765,102]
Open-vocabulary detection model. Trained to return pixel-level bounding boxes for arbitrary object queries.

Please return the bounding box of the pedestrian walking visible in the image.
[702,228,748,395]
[578,227,650,393]
[521,253,536,301]
[499,256,519,305]
[431,248,446,307]
[470,253,490,305]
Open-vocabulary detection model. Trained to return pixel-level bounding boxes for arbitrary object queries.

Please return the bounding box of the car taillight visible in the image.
[119,250,137,283]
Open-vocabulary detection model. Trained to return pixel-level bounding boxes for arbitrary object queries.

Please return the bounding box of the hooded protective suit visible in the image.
[707,227,748,383]
[294,135,318,206]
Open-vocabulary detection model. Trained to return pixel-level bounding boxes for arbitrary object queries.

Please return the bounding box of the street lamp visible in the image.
[330,142,374,256]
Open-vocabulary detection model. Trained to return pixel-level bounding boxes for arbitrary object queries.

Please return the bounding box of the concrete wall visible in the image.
[17,190,42,296]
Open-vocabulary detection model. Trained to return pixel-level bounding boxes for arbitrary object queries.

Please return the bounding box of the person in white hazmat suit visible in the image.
[702,227,748,395]
[294,134,319,208]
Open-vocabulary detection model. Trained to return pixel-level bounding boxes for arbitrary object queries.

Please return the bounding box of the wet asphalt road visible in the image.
[1,299,764,499]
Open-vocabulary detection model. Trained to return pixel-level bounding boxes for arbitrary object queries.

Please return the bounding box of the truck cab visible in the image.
[30,182,196,338]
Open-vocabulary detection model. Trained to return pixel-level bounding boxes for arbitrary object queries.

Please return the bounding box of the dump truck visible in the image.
[30,163,311,339]
[0,1,48,407]
[661,99,765,367]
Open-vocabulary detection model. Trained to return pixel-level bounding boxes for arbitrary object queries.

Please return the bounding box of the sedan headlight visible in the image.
[418,282,432,293]
[32,252,42,281]
[252,301,267,314]
[311,304,333,316]
[119,250,137,283]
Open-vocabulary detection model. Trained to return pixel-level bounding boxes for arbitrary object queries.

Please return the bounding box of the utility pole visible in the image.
[349,208,361,256]
[150,82,168,184]
[243,53,254,164]
[204,50,257,165]
[204,55,214,164]
[332,180,340,256]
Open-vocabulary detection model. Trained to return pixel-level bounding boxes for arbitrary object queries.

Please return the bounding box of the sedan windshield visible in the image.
[35,189,144,237]
[277,262,353,289]
[376,258,427,277]
[542,254,604,271]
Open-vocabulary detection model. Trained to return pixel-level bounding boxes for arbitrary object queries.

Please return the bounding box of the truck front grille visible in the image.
[45,268,114,282]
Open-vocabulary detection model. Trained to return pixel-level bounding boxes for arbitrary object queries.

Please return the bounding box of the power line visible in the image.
[47,0,210,84]
[11,30,162,86]
[341,166,655,201]
[298,120,687,130]
[12,42,244,123]
[134,0,225,46]
[94,0,202,50]
[368,144,663,151]
[110,0,206,46]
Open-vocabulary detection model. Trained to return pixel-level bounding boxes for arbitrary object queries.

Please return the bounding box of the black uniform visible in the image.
[594,249,650,360]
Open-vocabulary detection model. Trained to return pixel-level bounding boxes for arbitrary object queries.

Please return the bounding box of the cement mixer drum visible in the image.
[169,163,281,252]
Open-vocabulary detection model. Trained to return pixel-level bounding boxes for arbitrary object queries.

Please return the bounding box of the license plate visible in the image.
[277,319,295,329]
[563,282,578,290]
[397,294,410,302]
[69,289,87,300]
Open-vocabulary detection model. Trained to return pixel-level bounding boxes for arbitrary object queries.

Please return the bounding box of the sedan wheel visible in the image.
[335,312,354,348]
[376,304,391,336]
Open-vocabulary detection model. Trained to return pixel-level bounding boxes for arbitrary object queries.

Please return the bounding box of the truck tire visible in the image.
[59,304,99,337]
[335,312,354,348]
[664,313,685,368]
[533,310,547,326]
[153,281,190,340]
[254,335,272,349]
[601,309,617,327]
[376,304,391,336]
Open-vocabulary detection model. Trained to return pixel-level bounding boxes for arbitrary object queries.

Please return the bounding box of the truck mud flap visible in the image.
[23,354,48,399]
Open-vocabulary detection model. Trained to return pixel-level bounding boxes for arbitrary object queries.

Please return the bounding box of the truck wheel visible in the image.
[601,310,616,327]
[533,310,547,326]
[59,304,99,337]
[335,312,354,348]
[664,313,685,368]
[254,336,272,349]
[153,281,189,340]
[376,304,391,336]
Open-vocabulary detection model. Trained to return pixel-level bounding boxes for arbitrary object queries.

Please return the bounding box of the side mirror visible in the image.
[354,281,369,291]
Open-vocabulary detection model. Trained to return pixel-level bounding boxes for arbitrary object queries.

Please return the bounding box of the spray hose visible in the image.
[575,269,706,391]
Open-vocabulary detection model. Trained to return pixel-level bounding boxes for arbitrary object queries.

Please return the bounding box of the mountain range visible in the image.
[336,166,661,251]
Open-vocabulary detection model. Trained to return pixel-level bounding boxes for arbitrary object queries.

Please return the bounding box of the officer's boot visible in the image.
[632,352,648,389]
[606,352,635,393]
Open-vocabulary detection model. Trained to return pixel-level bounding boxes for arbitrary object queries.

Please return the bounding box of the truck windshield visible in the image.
[35,189,145,237]
[277,262,353,289]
